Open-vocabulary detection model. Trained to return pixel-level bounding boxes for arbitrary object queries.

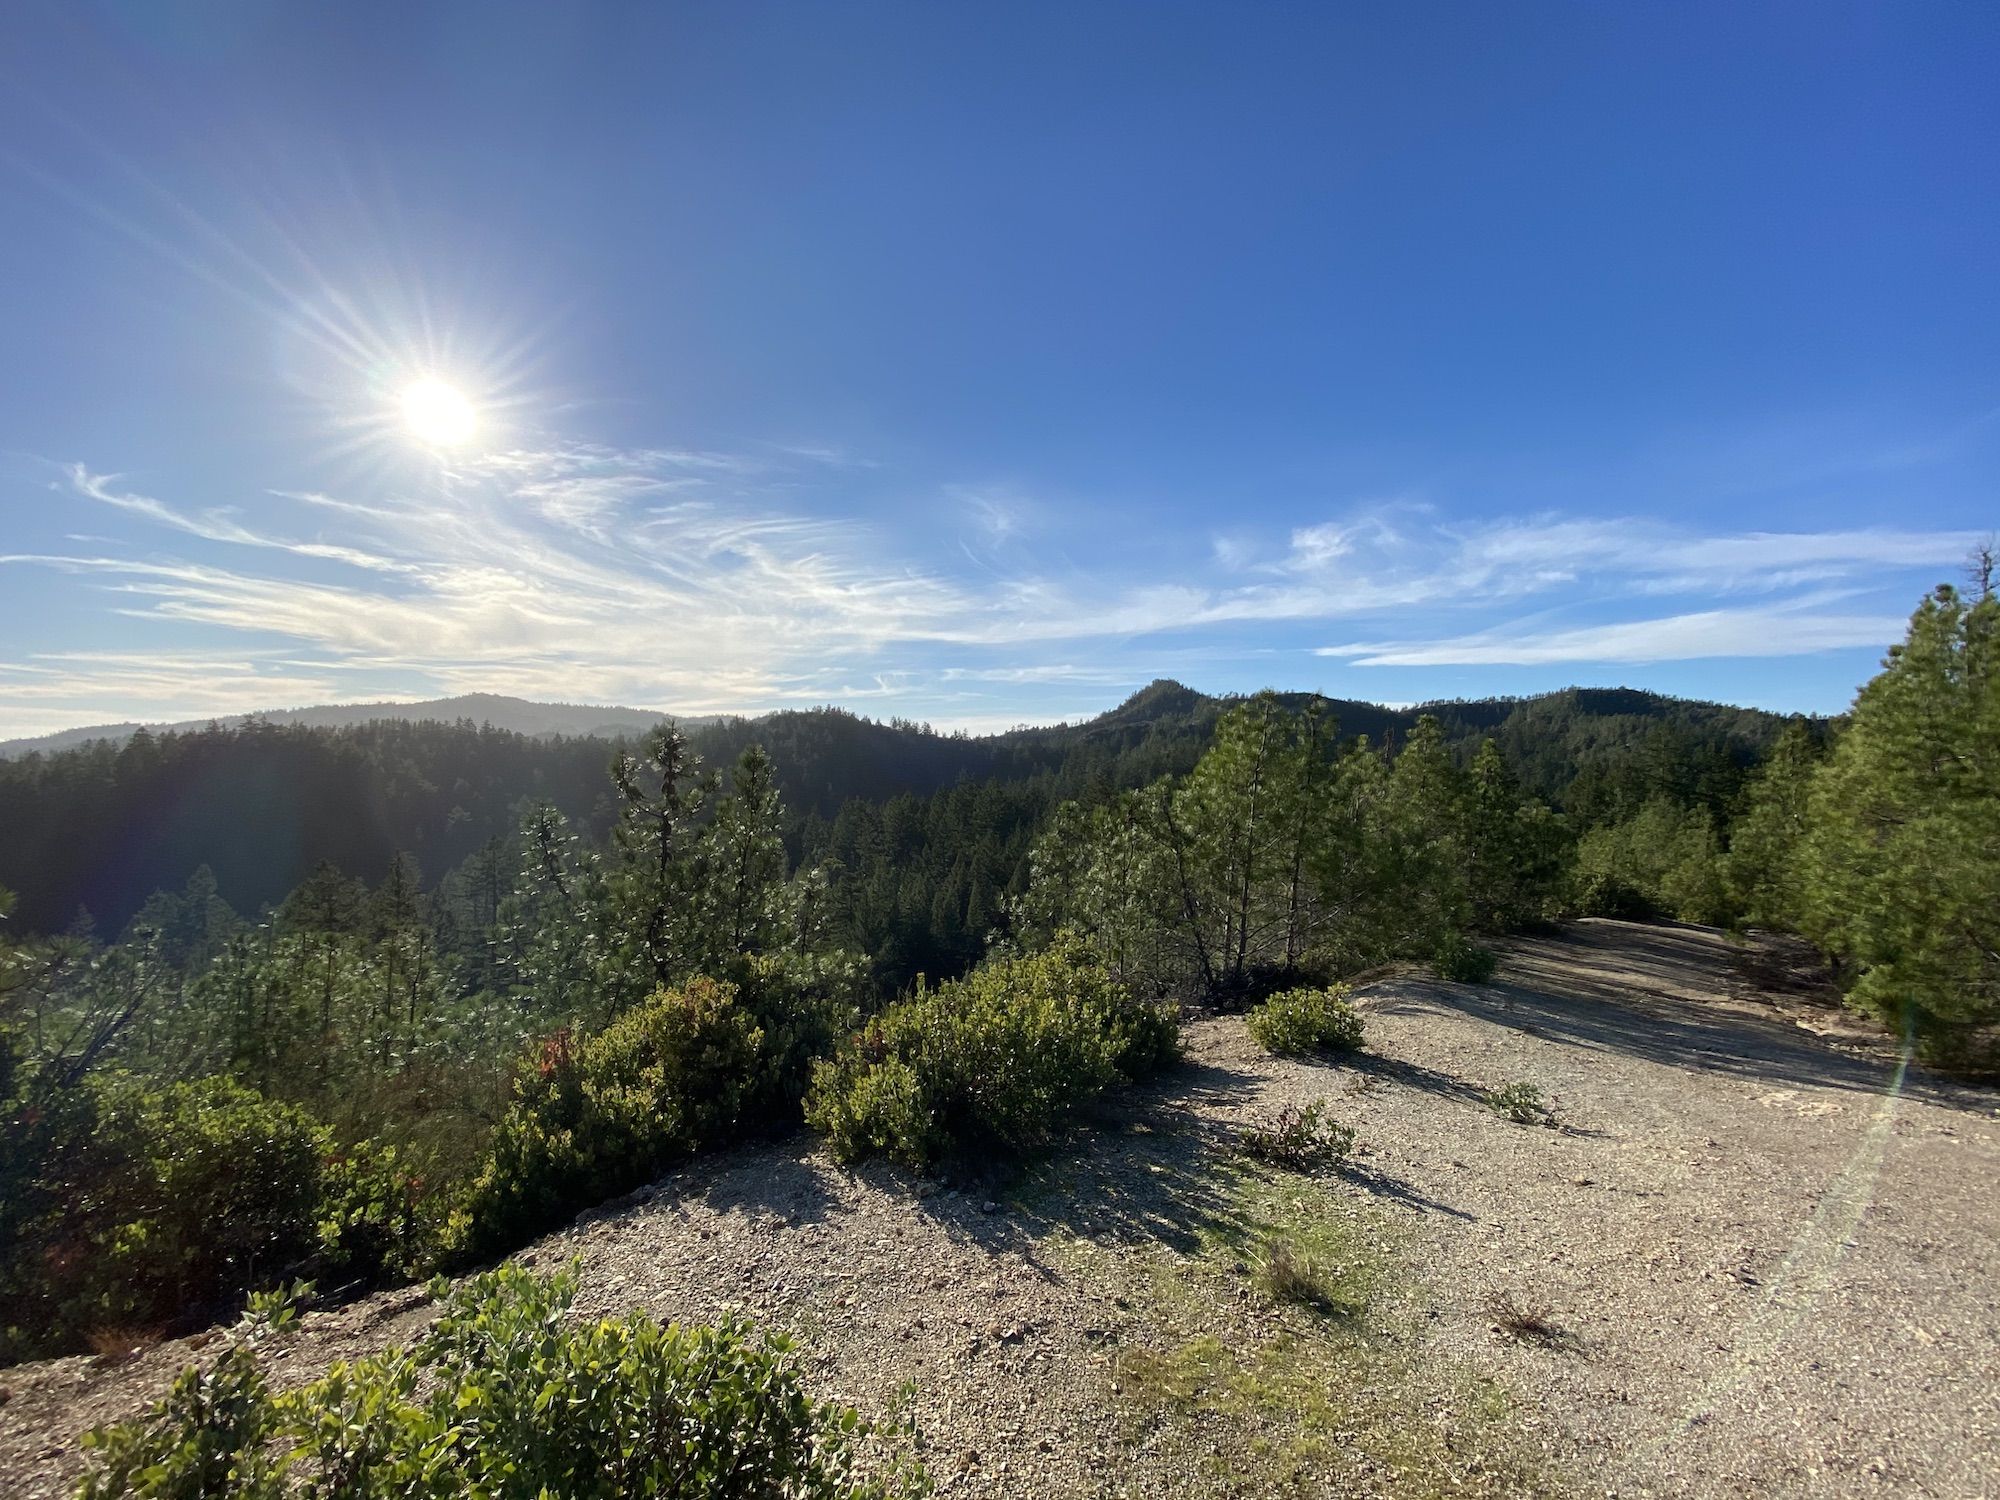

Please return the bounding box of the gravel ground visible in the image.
[3,919,1995,1497]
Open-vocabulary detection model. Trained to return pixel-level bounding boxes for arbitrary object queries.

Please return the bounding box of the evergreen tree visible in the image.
[1725,720,1824,929]
[1379,716,1473,953]
[1465,739,1566,930]
[606,726,716,997]
[1168,693,1296,996]
[702,745,790,964]
[1801,581,1999,1065]
[496,803,603,1023]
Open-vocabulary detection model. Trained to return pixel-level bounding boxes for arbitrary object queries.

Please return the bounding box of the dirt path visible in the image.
[4,920,1995,1497]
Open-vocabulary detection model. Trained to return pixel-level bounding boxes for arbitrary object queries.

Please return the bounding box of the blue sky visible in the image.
[1,1,1994,737]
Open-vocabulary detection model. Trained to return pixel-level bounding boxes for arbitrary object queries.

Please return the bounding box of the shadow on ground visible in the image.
[1402,920,1983,1111]
[886,1050,1484,1277]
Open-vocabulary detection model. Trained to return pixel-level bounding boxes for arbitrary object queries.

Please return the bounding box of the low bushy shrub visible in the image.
[1245,985,1364,1056]
[97,1080,329,1316]
[1570,869,1657,922]
[2,1077,413,1361]
[805,939,1180,1170]
[1431,933,1498,984]
[447,976,766,1262]
[316,1142,425,1285]
[1238,1100,1355,1173]
[722,949,867,1122]
[1484,1081,1554,1126]
[78,1264,929,1500]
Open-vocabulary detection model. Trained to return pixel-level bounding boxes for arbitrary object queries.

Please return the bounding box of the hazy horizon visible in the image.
[1,674,1824,752]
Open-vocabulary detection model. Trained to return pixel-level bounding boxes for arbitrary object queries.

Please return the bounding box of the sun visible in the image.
[400,376,478,448]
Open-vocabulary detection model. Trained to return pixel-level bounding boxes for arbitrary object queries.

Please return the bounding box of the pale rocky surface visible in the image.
[4,919,1995,1497]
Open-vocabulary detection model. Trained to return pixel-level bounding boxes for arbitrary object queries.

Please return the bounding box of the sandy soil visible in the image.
[4,919,1995,1497]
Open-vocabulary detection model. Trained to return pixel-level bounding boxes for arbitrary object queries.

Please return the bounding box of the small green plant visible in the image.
[1238,1101,1355,1173]
[1484,1081,1554,1126]
[805,938,1179,1170]
[77,1264,930,1500]
[1246,985,1364,1056]
[1431,933,1498,984]
[75,1285,304,1499]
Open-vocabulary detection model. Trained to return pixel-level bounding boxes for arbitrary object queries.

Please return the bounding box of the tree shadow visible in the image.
[1345,1049,1487,1107]
[932,1078,1261,1265]
[1336,1159,1477,1221]
[1434,922,1988,1111]
[889,1051,1489,1280]
[695,1148,842,1227]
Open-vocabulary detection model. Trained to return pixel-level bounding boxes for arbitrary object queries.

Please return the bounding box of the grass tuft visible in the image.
[1254,1234,1343,1311]
[1484,1290,1580,1351]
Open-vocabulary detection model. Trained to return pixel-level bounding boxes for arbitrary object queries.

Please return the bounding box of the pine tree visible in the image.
[1464,739,1567,931]
[277,863,368,1076]
[1380,716,1472,953]
[1725,720,1823,929]
[607,726,715,994]
[496,803,603,1023]
[1801,581,1999,1065]
[1170,694,1295,996]
[702,745,790,963]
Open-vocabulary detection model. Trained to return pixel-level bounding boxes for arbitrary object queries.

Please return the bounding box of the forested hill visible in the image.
[0,692,692,758]
[0,680,1801,935]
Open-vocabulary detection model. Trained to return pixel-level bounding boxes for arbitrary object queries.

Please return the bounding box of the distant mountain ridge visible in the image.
[0,693,695,758]
[0,677,1792,759]
[0,676,1810,936]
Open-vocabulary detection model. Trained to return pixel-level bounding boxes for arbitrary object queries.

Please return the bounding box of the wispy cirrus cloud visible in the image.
[69,465,421,574]
[0,443,1976,734]
[0,650,351,739]
[21,450,983,717]
[1317,601,1911,668]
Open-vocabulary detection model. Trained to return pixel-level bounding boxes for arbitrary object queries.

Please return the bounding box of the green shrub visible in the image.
[1484,1081,1554,1126]
[78,1264,929,1500]
[808,1053,942,1169]
[2,1077,412,1360]
[102,1080,328,1314]
[1111,986,1185,1079]
[1431,933,1498,984]
[77,1286,300,1500]
[805,939,1179,1170]
[722,949,867,1122]
[1238,1101,1355,1173]
[316,1142,424,1285]
[1245,985,1364,1056]
[447,976,765,1262]
[1570,868,1657,921]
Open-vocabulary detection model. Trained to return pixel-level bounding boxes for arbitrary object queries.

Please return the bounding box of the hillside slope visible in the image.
[7,921,1991,1498]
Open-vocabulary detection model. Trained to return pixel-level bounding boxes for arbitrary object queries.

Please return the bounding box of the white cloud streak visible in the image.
[0,450,1975,732]
[1318,603,1910,667]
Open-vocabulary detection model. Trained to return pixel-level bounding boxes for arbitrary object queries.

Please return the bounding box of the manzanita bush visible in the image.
[78,1263,931,1500]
